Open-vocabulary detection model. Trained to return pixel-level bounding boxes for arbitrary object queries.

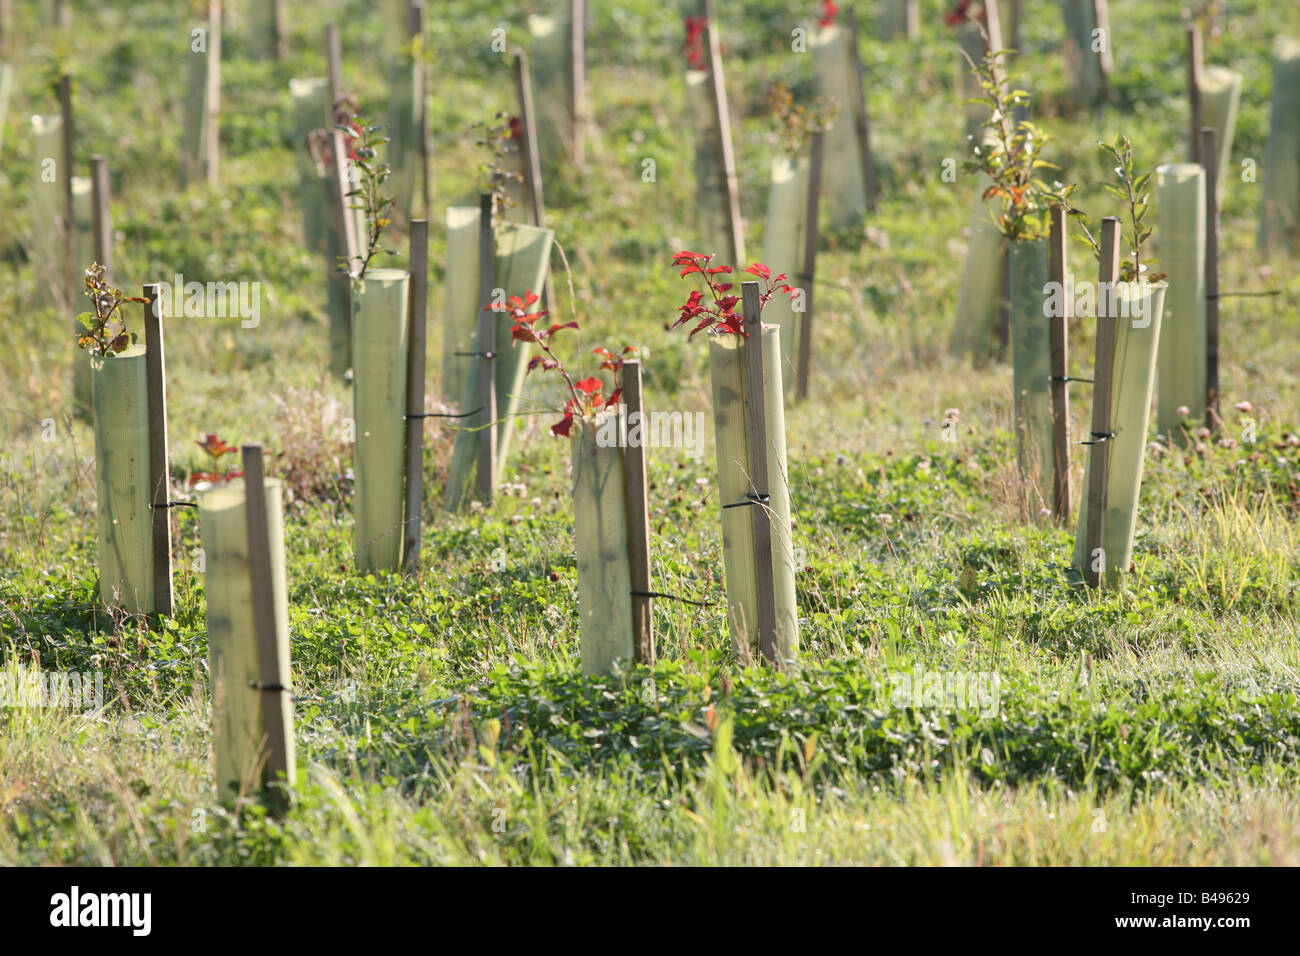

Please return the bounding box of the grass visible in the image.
[1,0,1299,865]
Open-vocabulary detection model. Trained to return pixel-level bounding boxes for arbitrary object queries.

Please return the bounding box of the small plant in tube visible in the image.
[76,263,146,356]
[669,252,795,338]
[188,434,243,487]
[335,107,396,279]
[1069,135,1167,284]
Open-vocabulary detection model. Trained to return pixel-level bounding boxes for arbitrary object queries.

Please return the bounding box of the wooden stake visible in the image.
[1048,205,1071,523]
[1083,217,1120,588]
[570,0,585,168]
[272,0,285,61]
[622,359,653,664]
[998,238,1011,360]
[409,1,430,222]
[59,75,74,314]
[741,283,778,663]
[325,24,359,270]
[144,285,173,617]
[796,131,824,401]
[513,48,554,318]
[905,0,919,40]
[205,1,221,186]
[326,23,343,106]
[0,0,11,61]
[1201,126,1220,430]
[1188,23,1203,163]
[241,444,292,812]
[702,0,744,266]
[476,193,497,506]
[843,6,878,212]
[403,220,429,573]
[90,155,112,277]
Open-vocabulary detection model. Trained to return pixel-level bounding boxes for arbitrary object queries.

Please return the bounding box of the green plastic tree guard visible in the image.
[198,477,296,801]
[0,64,13,155]
[1062,0,1108,107]
[528,12,574,169]
[572,414,635,674]
[351,268,411,572]
[950,170,1005,363]
[686,68,731,260]
[1155,163,1206,439]
[1199,65,1241,199]
[811,23,867,230]
[1009,237,1053,506]
[290,78,331,256]
[708,327,798,662]
[71,177,94,411]
[30,114,62,312]
[1259,37,1300,258]
[441,206,480,403]
[387,48,421,222]
[91,344,154,613]
[1073,281,1167,586]
[443,220,554,512]
[761,154,810,387]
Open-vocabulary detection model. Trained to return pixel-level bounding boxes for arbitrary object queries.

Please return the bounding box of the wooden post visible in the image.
[59,75,74,314]
[205,0,221,186]
[0,0,10,60]
[1048,205,1071,523]
[272,0,285,61]
[143,284,173,617]
[1201,126,1220,430]
[513,48,554,318]
[409,1,430,222]
[402,220,429,572]
[702,0,744,266]
[622,359,653,664]
[476,193,497,506]
[998,238,1011,361]
[325,24,359,270]
[1188,23,1203,164]
[326,23,343,107]
[90,156,112,277]
[240,444,292,812]
[843,6,878,212]
[905,0,919,40]
[741,283,778,662]
[1083,217,1120,588]
[570,0,585,168]
[796,131,824,401]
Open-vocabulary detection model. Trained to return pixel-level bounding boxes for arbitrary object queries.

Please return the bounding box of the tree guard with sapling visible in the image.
[686,67,732,266]
[527,11,575,170]
[386,21,423,224]
[672,255,799,663]
[30,115,62,312]
[197,474,295,802]
[290,78,332,256]
[71,177,94,413]
[1197,65,1240,199]
[810,13,868,229]
[1258,37,1300,259]
[1154,163,1206,441]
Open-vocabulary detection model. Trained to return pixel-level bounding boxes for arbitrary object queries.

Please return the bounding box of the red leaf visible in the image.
[604,388,623,409]
[745,263,771,279]
[551,414,574,437]
[547,321,579,336]
[511,325,539,343]
[574,377,603,395]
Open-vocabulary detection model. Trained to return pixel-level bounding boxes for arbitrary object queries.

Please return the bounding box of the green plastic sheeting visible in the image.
[198,477,296,801]
[528,13,574,170]
[950,169,1005,364]
[1062,0,1107,107]
[30,114,62,312]
[181,34,213,187]
[686,69,731,260]
[1199,65,1241,199]
[761,155,810,388]
[290,78,331,257]
[351,268,410,572]
[811,23,867,230]
[72,177,94,413]
[1009,238,1052,506]
[708,327,798,662]
[91,344,153,613]
[441,206,480,404]
[572,415,635,675]
[1155,163,1206,440]
[1259,37,1300,258]
[1073,282,1167,586]
[443,220,554,512]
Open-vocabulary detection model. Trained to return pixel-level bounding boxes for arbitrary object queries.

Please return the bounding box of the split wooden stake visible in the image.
[513,48,555,318]
[570,0,585,168]
[702,0,744,266]
[409,1,431,222]
[796,130,824,402]
[143,285,173,617]
[622,359,653,664]
[1083,217,1120,588]
[1188,23,1203,163]
[1048,205,1072,523]
[476,193,497,506]
[403,220,429,573]
[91,155,112,277]
[1201,126,1220,429]
[843,6,878,212]
[741,283,778,663]
[241,444,292,813]
[272,0,286,61]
